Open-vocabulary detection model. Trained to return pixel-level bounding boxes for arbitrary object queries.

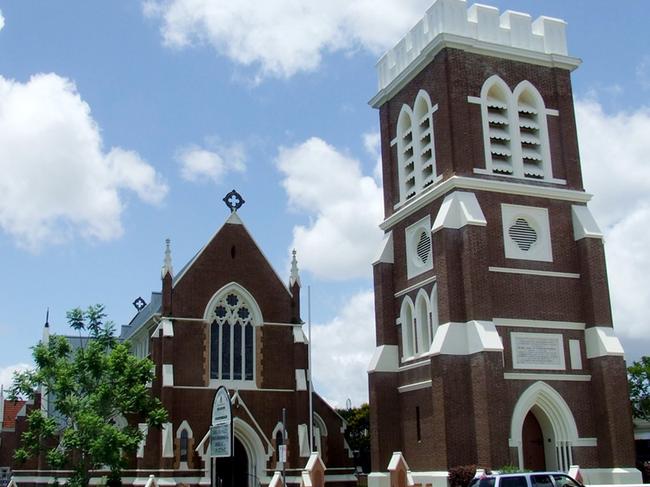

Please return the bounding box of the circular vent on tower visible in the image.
[508,218,537,251]
[416,230,431,264]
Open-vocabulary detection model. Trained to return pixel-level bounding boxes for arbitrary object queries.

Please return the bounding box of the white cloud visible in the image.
[177,142,245,184]
[276,137,383,280]
[0,363,31,393]
[0,9,5,32]
[311,290,375,407]
[143,0,431,79]
[637,56,650,90]
[0,73,168,250]
[363,131,382,182]
[575,98,650,340]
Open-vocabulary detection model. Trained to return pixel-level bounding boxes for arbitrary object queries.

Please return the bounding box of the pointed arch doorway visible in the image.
[522,411,546,471]
[213,438,248,487]
[510,382,580,472]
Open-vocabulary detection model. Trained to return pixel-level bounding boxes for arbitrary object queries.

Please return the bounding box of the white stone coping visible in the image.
[373,0,579,98]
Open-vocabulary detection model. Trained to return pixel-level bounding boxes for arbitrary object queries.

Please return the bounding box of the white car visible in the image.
[468,472,584,487]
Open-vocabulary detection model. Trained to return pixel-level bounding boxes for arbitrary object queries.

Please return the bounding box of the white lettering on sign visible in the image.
[511,332,565,370]
[211,386,232,458]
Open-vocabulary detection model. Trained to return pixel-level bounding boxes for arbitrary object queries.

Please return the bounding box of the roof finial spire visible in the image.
[42,308,50,344]
[162,238,174,279]
[290,248,301,287]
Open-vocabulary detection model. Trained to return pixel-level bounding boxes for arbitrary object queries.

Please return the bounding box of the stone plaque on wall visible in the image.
[511,332,565,370]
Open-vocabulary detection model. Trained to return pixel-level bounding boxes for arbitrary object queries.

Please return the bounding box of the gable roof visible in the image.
[172,212,291,296]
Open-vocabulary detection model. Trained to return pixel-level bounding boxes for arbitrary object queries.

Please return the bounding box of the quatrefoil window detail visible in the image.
[508,218,537,251]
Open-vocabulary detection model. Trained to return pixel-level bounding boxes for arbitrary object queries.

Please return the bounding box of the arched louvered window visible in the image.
[207,285,260,383]
[413,90,437,190]
[474,76,555,182]
[397,106,416,201]
[395,90,439,203]
[485,80,513,175]
[400,297,416,359]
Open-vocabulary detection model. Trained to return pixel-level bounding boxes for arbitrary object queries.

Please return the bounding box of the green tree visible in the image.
[628,356,650,420]
[10,305,167,487]
[337,403,370,473]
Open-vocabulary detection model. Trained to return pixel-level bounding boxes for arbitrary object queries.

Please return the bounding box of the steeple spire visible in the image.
[290,249,301,287]
[42,308,50,345]
[162,238,173,279]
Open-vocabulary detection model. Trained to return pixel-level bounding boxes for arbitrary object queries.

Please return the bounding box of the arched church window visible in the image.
[475,76,555,182]
[415,290,431,354]
[400,297,416,360]
[208,288,258,382]
[180,429,189,462]
[395,91,439,203]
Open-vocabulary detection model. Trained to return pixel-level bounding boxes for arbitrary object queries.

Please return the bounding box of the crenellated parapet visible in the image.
[373,0,579,100]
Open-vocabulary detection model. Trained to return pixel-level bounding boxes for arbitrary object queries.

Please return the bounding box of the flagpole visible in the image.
[308,285,314,453]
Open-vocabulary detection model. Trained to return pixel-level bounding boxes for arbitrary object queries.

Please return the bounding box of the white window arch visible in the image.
[413,90,437,190]
[205,283,263,385]
[176,420,194,468]
[394,90,439,203]
[430,283,439,341]
[415,289,431,354]
[396,105,416,201]
[473,75,557,183]
[514,81,553,180]
[399,297,416,359]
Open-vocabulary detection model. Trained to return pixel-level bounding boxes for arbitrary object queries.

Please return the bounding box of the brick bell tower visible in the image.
[367,1,640,485]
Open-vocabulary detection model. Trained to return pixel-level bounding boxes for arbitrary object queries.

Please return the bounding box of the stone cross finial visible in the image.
[162,238,173,279]
[290,249,301,287]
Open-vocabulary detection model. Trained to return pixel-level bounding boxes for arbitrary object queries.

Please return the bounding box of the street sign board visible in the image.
[210,386,232,458]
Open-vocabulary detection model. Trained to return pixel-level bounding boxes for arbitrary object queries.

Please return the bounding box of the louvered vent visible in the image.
[508,218,537,251]
[400,115,416,199]
[416,231,431,263]
[487,89,513,175]
[518,94,544,179]
[418,110,435,189]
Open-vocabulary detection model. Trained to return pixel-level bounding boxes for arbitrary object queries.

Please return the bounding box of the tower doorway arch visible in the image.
[510,382,579,471]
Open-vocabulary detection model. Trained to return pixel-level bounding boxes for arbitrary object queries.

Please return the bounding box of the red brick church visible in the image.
[0,198,355,487]
[367,0,640,485]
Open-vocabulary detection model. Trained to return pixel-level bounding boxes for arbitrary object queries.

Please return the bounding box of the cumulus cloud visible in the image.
[0,73,168,250]
[0,363,31,392]
[276,137,383,280]
[0,9,4,32]
[311,291,375,407]
[575,98,650,340]
[177,142,245,184]
[363,131,382,182]
[143,0,431,79]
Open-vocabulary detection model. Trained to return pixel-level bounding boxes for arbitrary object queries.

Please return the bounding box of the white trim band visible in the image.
[489,266,580,279]
[380,175,590,230]
[394,276,437,298]
[494,318,585,330]
[504,373,591,381]
[398,380,432,393]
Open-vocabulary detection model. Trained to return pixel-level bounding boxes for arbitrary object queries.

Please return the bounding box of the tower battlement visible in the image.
[375,0,578,97]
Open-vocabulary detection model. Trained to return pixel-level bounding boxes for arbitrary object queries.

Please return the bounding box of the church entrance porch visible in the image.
[212,438,249,487]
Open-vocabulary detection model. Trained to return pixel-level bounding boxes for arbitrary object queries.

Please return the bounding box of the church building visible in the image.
[117,194,355,486]
[367,0,640,485]
[1,193,355,487]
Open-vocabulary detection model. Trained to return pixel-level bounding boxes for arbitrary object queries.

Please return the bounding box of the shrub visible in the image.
[448,465,477,487]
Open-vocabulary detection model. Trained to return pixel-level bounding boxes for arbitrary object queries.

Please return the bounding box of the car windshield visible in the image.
[469,478,496,487]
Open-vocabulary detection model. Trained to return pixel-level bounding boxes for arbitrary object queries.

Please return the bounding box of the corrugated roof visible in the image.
[2,399,25,429]
[120,292,162,340]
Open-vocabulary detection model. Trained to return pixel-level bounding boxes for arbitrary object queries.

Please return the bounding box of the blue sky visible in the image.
[1,1,649,407]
